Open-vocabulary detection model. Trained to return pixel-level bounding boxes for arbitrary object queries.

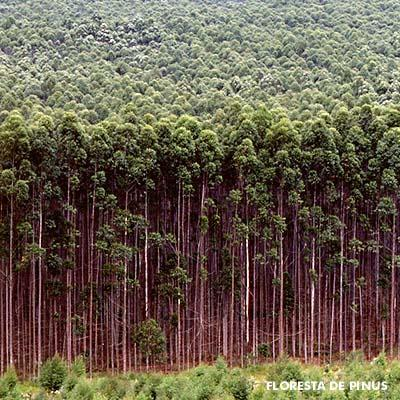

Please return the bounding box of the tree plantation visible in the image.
[1,0,400,379]
[2,98,400,375]
[2,0,400,122]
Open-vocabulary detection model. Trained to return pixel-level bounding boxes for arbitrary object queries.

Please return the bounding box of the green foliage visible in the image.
[2,0,400,121]
[190,367,219,399]
[7,360,400,399]
[62,374,79,394]
[155,375,187,400]
[3,0,400,379]
[66,380,94,400]
[133,374,161,399]
[388,361,400,385]
[132,319,166,361]
[373,352,387,368]
[71,356,86,377]
[215,356,228,373]
[0,367,18,398]
[268,357,303,383]
[97,377,127,400]
[224,370,252,400]
[39,355,67,392]
[257,343,271,358]
[249,386,265,400]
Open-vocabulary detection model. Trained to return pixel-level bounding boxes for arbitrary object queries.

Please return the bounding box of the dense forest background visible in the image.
[2,0,400,376]
[2,0,400,120]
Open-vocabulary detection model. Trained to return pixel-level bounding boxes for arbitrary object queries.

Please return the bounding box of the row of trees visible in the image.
[1,99,400,374]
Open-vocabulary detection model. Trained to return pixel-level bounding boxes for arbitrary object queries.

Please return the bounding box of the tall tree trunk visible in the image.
[278,186,285,357]
[8,194,14,366]
[122,190,129,373]
[390,205,397,357]
[339,184,345,357]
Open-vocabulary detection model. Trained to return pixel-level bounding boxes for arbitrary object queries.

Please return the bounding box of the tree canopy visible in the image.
[1,0,400,375]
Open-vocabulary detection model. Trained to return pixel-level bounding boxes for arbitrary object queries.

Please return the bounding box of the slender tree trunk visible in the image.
[390,206,397,357]
[66,177,72,365]
[278,187,285,357]
[122,190,129,373]
[89,165,97,376]
[144,189,149,320]
[339,185,345,357]
[9,194,14,366]
[329,271,336,363]
[352,217,357,353]
[38,193,43,371]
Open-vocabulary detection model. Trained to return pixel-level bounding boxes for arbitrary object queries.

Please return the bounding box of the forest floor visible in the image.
[3,353,400,399]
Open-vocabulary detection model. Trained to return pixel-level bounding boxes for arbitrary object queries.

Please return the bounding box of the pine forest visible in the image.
[1,0,400,383]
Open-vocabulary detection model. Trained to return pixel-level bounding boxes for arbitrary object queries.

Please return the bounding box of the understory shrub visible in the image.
[71,356,86,377]
[3,357,400,399]
[66,380,94,400]
[388,361,400,385]
[39,354,67,391]
[155,375,187,400]
[62,374,79,394]
[133,374,161,399]
[0,367,18,398]
[268,357,303,383]
[97,376,127,400]
[257,343,271,358]
[224,370,252,400]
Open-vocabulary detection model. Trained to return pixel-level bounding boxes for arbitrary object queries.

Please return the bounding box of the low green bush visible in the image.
[258,343,271,358]
[194,382,215,400]
[249,385,265,400]
[71,356,86,378]
[66,380,94,400]
[188,364,230,399]
[0,367,18,398]
[268,357,303,383]
[3,357,400,400]
[39,354,67,392]
[224,370,252,400]
[62,374,79,394]
[372,352,387,368]
[97,376,127,400]
[155,375,187,400]
[213,356,228,383]
[133,374,161,399]
[388,361,400,385]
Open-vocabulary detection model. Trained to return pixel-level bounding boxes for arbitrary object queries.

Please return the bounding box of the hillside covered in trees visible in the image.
[2,0,400,376]
[2,0,400,121]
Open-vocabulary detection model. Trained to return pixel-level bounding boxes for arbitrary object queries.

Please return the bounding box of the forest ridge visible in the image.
[1,0,400,375]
